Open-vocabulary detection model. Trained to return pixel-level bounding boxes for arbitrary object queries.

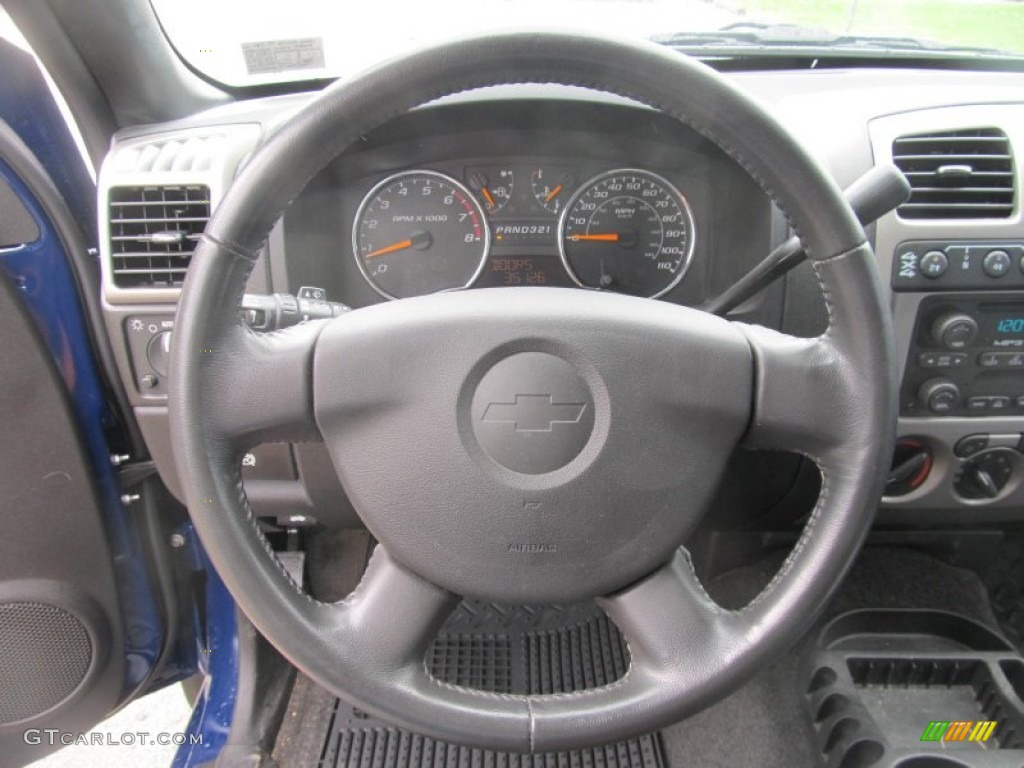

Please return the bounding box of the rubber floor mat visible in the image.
[307,600,666,768]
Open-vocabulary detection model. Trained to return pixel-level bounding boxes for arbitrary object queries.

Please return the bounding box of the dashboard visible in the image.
[280,103,768,313]
[96,70,1024,528]
[348,164,693,300]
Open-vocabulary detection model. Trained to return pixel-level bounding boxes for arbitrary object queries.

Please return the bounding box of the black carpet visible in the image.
[272,597,665,768]
[274,542,1006,768]
[981,532,1024,650]
[657,545,1007,768]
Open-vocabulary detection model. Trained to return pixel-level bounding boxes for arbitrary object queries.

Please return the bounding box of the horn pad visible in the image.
[313,287,752,603]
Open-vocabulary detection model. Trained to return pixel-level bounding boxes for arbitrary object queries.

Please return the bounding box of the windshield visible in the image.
[152,0,1024,87]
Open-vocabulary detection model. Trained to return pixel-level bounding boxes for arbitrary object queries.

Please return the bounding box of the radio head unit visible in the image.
[902,296,1024,417]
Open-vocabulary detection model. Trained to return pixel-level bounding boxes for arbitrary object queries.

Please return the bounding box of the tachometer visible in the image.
[558,169,695,298]
[353,170,489,300]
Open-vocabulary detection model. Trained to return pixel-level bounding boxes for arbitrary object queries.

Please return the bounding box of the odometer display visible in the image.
[558,169,695,298]
[353,170,489,299]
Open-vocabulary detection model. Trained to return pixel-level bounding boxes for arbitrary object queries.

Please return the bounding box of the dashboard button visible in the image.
[919,352,966,369]
[979,352,1024,369]
[954,434,989,458]
[240,444,296,480]
[937,353,966,368]
[967,396,991,411]
[989,396,1011,411]
[920,250,949,278]
[297,285,327,301]
[983,249,1011,278]
[988,433,1023,450]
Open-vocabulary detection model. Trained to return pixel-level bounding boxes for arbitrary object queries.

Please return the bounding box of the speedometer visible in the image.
[558,169,695,298]
[353,170,489,300]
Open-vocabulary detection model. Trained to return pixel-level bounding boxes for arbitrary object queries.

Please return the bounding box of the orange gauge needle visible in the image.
[364,238,413,259]
[481,187,496,208]
[545,184,563,202]
[570,233,620,242]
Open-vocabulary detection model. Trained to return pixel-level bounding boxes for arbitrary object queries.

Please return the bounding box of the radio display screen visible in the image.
[995,317,1024,335]
[981,308,1024,347]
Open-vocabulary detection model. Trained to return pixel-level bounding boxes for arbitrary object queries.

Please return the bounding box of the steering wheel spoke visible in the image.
[331,547,459,675]
[599,550,746,678]
[738,324,853,460]
[203,321,327,448]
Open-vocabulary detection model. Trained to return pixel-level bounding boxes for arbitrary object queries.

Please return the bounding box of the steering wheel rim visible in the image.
[169,31,896,752]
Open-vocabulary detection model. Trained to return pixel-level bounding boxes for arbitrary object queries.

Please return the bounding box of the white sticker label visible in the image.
[242,38,325,75]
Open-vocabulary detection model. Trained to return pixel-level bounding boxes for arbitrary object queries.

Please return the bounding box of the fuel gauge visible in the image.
[467,168,514,215]
[531,168,575,214]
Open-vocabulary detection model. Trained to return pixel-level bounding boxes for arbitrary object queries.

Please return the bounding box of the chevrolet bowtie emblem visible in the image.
[482,394,586,433]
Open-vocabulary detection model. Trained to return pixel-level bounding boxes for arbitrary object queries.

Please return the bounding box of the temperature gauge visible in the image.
[531,168,575,214]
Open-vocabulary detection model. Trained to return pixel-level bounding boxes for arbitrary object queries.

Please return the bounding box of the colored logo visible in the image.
[920,720,997,743]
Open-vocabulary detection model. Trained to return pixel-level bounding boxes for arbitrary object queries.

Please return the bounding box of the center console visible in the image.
[870,104,1024,517]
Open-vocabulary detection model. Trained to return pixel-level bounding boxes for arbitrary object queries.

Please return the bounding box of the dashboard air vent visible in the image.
[892,128,1015,219]
[109,185,210,288]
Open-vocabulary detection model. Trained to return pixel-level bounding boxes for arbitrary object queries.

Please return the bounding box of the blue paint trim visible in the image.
[173,524,237,768]
[0,160,165,693]
[0,38,96,244]
[0,35,234,764]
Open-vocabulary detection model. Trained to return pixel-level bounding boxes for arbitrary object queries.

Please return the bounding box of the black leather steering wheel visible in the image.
[169,32,896,752]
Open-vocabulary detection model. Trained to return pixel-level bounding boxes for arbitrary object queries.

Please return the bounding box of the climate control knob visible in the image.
[931,312,978,350]
[919,378,960,413]
[954,449,1016,501]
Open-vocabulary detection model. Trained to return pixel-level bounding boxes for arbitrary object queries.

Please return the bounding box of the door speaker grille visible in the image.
[0,602,92,723]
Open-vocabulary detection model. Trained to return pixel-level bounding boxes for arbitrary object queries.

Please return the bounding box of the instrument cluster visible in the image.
[351,161,697,300]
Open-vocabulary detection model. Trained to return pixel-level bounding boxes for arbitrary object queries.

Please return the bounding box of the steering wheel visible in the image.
[169,32,895,752]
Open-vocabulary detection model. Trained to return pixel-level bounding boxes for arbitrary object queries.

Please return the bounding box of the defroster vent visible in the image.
[109,185,210,288]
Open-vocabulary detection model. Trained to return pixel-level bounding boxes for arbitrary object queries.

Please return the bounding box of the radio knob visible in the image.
[931,312,979,350]
[919,378,960,414]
